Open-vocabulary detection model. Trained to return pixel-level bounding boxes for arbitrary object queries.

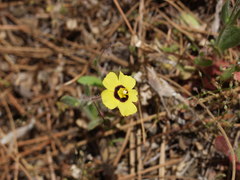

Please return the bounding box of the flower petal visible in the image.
[102,72,119,90]
[129,89,138,102]
[119,71,136,90]
[101,90,118,109]
[118,101,137,116]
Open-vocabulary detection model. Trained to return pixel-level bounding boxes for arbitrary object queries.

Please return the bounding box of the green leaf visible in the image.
[87,103,98,117]
[109,138,124,146]
[161,44,179,53]
[60,95,81,107]
[217,25,240,51]
[56,101,69,112]
[61,94,102,130]
[221,0,230,24]
[220,66,236,81]
[177,64,195,80]
[194,57,213,67]
[87,118,102,130]
[180,12,201,29]
[83,104,101,130]
[228,0,240,25]
[229,9,240,25]
[77,76,103,87]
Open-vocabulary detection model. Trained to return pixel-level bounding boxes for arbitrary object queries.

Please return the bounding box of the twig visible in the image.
[120,158,182,180]
[103,2,139,37]
[113,0,135,35]
[47,147,56,180]
[0,46,53,58]
[0,144,33,179]
[159,127,166,179]
[17,128,78,147]
[129,130,135,174]
[61,39,129,67]
[7,92,26,115]
[113,120,133,166]
[63,63,89,86]
[137,97,146,145]
[137,129,142,180]
[157,9,194,40]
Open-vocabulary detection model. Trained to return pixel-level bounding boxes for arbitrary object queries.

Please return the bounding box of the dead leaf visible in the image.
[147,67,188,105]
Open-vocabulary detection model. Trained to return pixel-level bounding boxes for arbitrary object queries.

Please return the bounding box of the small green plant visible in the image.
[204,0,240,83]
[60,75,103,130]
[60,72,138,130]
[215,0,240,53]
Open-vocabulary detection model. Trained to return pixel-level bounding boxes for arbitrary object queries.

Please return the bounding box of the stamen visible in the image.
[114,85,129,102]
[123,90,128,94]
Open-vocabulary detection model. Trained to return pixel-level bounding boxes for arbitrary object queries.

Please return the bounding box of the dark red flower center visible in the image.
[114,85,129,102]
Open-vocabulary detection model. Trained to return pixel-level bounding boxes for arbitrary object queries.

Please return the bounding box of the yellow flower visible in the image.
[101,72,138,116]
